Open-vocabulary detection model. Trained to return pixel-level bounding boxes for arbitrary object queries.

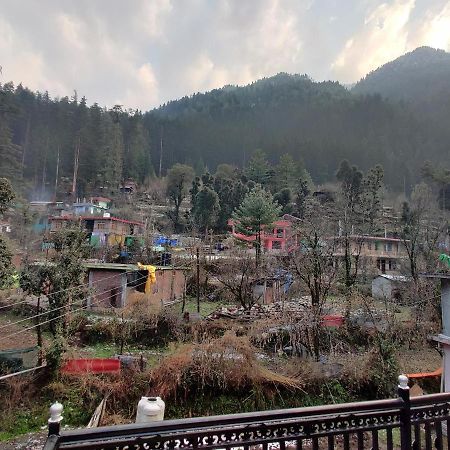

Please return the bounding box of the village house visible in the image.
[371,274,412,300]
[72,202,107,216]
[119,180,137,194]
[228,216,299,254]
[48,215,145,247]
[333,234,409,274]
[90,196,111,209]
[84,262,187,309]
[0,221,12,234]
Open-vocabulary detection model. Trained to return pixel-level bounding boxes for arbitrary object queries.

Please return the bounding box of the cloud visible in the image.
[331,0,416,81]
[412,2,450,50]
[0,0,449,109]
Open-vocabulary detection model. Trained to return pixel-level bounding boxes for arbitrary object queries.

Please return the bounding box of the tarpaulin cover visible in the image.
[61,358,121,374]
[137,262,157,293]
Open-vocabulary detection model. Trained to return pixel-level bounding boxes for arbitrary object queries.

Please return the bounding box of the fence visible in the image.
[44,375,450,450]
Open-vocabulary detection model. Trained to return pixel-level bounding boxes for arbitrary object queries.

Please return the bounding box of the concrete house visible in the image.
[49,215,144,247]
[334,235,409,275]
[371,274,411,300]
[228,215,299,254]
[72,202,108,216]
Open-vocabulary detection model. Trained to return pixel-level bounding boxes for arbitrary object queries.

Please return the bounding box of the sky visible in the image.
[1,0,450,110]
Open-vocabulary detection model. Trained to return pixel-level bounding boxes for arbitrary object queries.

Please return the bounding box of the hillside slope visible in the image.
[145,72,446,190]
[353,47,450,101]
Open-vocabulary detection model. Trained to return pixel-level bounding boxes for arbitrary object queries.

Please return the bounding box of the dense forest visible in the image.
[1,46,449,199]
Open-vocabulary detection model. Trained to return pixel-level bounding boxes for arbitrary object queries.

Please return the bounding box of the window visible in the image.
[276,228,284,238]
[272,241,282,250]
[389,260,397,270]
[96,221,106,230]
[375,242,380,251]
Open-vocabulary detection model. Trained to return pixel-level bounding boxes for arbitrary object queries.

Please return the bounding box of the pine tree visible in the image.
[275,153,298,191]
[192,186,220,232]
[245,149,272,186]
[0,178,14,288]
[232,185,281,265]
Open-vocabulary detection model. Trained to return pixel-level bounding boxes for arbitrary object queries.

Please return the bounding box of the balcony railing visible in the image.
[44,376,450,450]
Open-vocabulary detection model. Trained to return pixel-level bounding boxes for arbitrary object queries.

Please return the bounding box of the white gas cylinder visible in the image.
[136,397,165,423]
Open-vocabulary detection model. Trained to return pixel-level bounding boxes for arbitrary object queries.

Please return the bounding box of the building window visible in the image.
[388,260,397,270]
[96,221,106,230]
[272,241,282,250]
[276,228,284,238]
[375,242,380,251]
[385,242,393,252]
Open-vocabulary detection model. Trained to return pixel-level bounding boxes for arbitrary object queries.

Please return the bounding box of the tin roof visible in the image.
[49,216,144,226]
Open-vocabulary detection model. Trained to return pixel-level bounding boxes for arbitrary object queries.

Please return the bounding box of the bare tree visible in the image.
[399,183,447,282]
[288,206,337,359]
[209,253,264,310]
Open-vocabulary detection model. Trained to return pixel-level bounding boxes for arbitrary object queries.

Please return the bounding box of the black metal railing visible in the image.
[44,376,450,450]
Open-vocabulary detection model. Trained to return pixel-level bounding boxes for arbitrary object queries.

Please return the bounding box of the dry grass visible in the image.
[148,332,304,400]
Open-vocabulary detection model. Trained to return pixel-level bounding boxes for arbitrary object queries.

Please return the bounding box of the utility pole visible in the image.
[72,137,80,199]
[159,125,163,178]
[196,247,200,314]
[159,125,164,178]
[36,295,42,364]
[41,134,49,200]
[54,145,60,202]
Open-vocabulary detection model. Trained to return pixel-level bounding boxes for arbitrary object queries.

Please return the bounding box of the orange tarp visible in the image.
[407,367,442,380]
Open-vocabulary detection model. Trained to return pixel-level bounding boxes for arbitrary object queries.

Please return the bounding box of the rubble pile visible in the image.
[206,300,311,322]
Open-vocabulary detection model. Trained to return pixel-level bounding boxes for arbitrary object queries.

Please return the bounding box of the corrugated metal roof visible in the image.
[375,274,411,282]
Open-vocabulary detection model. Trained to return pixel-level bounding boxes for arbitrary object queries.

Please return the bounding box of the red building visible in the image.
[228,215,299,253]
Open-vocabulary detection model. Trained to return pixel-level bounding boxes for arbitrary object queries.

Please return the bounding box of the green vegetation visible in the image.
[1,48,450,198]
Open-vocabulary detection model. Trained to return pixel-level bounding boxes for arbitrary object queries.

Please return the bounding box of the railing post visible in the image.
[398,374,411,450]
[48,401,64,436]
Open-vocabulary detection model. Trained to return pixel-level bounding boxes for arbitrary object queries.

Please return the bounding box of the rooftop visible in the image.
[49,216,144,226]
[375,274,412,282]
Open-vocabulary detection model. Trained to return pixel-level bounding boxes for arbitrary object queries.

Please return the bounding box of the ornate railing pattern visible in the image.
[44,376,450,450]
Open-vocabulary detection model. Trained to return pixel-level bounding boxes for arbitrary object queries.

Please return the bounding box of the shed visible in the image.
[371,274,411,300]
[85,263,187,310]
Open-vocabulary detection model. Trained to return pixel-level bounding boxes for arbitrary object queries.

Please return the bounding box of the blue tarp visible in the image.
[154,236,178,247]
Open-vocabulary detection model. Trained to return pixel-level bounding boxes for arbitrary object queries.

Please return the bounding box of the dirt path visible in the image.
[0,431,47,450]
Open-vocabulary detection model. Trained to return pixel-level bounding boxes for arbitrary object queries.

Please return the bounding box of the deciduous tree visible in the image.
[166,163,195,232]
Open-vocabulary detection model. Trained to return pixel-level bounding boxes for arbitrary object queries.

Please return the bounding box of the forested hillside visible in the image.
[1,47,450,199]
[353,47,450,102]
[0,84,154,199]
[147,73,446,191]
[353,46,450,137]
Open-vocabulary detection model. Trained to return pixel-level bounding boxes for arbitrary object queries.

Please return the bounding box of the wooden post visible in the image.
[196,247,200,314]
[36,295,42,365]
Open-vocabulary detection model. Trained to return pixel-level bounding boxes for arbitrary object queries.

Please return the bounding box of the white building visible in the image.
[371,274,411,300]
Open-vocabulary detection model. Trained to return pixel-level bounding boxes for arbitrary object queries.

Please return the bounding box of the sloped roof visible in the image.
[375,274,411,282]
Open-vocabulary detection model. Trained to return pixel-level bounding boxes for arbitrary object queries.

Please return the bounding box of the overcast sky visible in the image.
[1,0,449,110]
